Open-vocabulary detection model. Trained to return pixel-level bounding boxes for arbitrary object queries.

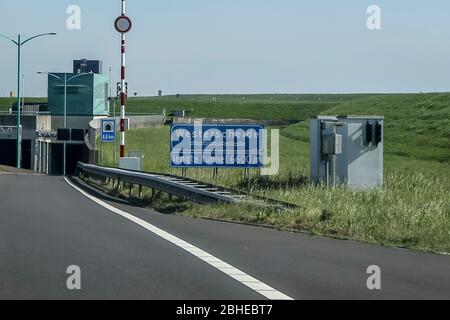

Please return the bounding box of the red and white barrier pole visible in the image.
[114,0,132,158]
[120,0,126,158]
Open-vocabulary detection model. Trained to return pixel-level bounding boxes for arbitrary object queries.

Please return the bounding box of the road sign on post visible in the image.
[170,123,265,169]
[101,119,116,143]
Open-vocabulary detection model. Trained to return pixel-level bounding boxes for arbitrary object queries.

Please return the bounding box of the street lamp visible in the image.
[0,33,57,168]
[38,72,91,176]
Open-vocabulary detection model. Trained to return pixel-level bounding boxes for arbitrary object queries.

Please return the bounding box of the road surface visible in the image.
[0,174,449,300]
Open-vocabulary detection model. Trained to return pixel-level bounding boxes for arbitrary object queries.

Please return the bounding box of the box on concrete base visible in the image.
[310,116,384,190]
[119,157,142,172]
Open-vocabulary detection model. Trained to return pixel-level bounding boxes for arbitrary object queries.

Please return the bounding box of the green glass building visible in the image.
[47,73,109,116]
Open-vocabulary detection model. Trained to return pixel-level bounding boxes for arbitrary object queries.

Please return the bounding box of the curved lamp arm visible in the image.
[0,34,18,45]
[37,72,63,82]
[38,72,91,83]
[21,33,56,46]
[67,73,92,82]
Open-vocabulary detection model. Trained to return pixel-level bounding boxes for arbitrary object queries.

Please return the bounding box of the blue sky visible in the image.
[0,0,449,96]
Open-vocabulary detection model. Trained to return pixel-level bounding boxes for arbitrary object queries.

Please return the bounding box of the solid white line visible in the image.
[64,177,294,300]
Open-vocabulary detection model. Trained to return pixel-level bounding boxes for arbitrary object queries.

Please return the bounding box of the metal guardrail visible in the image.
[76,163,300,211]
[76,162,242,204]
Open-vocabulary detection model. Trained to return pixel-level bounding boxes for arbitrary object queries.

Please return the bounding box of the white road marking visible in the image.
[64,177,294,300]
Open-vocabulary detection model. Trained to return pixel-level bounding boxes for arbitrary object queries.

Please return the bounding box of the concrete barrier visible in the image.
[113,115,165,129]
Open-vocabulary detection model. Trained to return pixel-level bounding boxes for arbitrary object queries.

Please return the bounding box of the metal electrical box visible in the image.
[310,116,384,190]
[119,157,142,172]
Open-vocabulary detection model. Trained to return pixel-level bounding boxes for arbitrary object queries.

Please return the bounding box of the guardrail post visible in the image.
[138,185,143,198]
[244,168,251,190]
[212,168,219,182]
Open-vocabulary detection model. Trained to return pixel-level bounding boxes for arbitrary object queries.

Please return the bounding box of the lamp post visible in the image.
[0,33,56,168]
[38,72,90,176]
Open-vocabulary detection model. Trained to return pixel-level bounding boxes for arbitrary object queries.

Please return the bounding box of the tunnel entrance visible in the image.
[0,140,16,167]
[0,140,32,169]
[50,143,87,175]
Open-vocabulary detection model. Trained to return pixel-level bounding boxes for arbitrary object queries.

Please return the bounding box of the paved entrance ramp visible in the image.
[0,165,36,175]
[1,174,450,299]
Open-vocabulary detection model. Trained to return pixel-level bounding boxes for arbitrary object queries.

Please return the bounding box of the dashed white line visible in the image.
[64,177,294,300]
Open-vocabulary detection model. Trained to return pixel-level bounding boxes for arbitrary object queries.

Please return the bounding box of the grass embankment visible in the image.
[99,94,450,253]
[123,94,372,120]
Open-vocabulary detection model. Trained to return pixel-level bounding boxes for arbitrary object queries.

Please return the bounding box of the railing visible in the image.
[76,163,299,211]
[76,162,241,205]
[0,110,51,115]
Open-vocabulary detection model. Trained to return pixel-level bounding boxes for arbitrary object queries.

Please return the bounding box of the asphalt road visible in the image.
[0,174,449,300]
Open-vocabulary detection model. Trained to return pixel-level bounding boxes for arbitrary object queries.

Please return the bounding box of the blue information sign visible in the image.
[170,124,265,168]
[101,119,116,143]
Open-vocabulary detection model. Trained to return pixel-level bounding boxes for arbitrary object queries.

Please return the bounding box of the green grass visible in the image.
[122,94,373,121]
[325,93,450,163]
[96,93,450,253]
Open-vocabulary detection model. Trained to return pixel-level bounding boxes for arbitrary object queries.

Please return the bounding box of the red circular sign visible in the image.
[115,15,132,33]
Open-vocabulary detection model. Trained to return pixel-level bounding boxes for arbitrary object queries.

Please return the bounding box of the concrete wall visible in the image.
[51,115,102,130]
[36,115,52,132]
[114,115,165,129]
[0,114,51,140]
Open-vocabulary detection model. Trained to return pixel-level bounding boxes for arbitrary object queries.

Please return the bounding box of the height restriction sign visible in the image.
[114,15,132,34]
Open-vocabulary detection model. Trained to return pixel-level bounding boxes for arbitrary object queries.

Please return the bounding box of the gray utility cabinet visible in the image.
[310,116,384,190]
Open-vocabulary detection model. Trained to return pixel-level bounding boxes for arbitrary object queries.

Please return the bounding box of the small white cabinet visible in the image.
[310,116,384,190]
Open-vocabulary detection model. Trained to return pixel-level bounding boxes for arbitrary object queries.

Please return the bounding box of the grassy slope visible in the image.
[94,93,450,253]
[327,93,450,164]
[272,93,450,252]
[123,94,373,120]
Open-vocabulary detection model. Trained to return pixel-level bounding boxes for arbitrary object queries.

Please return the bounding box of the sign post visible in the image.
[114,0,132,158]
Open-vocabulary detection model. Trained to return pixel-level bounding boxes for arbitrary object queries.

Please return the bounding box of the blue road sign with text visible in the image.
[170,124,265,168]
[101,119,116,143]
